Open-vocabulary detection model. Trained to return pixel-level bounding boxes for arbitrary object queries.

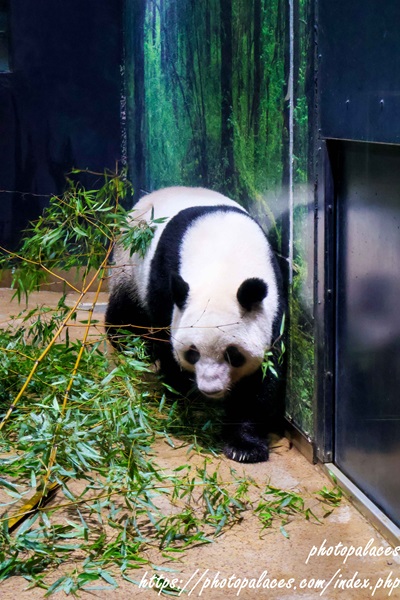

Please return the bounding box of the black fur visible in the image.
[223,317,286,463]
[170,272,189,310]
[237,277,268,311]
[105,283,150,348]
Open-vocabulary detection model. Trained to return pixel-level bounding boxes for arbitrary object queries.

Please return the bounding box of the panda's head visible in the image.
[170,273,273,398]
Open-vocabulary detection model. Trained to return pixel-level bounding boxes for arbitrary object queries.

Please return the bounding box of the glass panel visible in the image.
[125,0,316,439]
[335,141,400,527]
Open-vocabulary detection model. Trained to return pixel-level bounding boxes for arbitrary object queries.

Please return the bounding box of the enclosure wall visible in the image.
[0,1,124,249]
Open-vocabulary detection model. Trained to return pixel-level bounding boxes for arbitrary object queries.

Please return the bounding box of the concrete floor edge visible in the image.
[321,463,400,548]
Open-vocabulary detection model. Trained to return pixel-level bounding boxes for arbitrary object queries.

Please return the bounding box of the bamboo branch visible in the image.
[0,251,112,432]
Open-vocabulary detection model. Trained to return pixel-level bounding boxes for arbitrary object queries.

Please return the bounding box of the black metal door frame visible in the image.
[314,140,336,463]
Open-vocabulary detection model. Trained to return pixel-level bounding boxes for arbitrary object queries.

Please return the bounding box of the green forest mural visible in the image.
[125,0,315,438]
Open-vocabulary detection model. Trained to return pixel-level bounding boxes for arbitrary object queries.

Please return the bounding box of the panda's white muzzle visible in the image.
[195,358,230,399]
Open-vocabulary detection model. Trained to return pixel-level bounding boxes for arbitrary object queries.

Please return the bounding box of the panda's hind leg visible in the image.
[105,283,150,350]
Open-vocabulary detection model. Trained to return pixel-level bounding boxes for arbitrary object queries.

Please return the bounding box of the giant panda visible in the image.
[105,187,286,463]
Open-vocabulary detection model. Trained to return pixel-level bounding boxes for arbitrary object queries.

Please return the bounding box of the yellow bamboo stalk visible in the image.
[0,347,36,361]
[3,481,62,533]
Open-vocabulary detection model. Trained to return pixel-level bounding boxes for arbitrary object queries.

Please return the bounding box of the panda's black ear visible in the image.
[170,272,190,310]
[237,278,268,311]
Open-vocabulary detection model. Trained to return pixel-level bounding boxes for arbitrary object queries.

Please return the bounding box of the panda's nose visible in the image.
[196,360,228,398]
[197,377,225,398]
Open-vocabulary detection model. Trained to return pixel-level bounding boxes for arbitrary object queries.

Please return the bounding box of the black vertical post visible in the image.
[315,141,336,462]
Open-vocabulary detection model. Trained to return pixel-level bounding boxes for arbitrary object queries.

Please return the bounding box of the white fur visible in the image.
[111,187,279,398]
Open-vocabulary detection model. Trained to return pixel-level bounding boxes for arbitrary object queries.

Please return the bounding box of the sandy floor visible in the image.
[0,289,399,599]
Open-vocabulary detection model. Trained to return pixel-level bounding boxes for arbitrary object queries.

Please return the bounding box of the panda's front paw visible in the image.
[223,441,269,463]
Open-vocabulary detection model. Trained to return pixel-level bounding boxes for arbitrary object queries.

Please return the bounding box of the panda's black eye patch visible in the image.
[184,346,200,365]
[224,345,246,368]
